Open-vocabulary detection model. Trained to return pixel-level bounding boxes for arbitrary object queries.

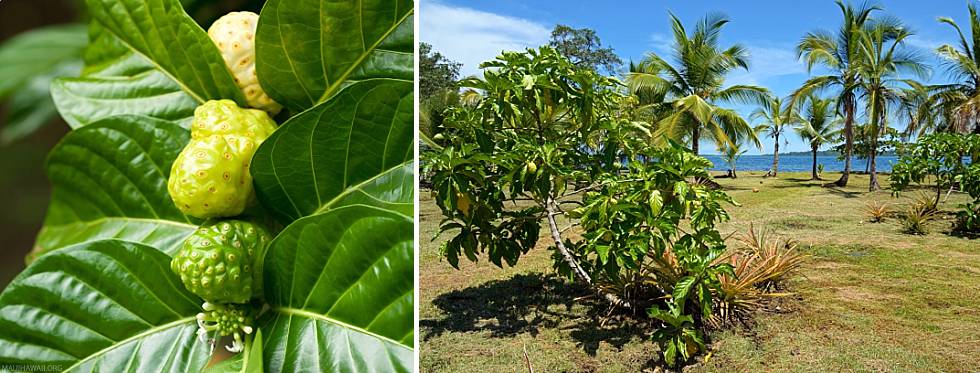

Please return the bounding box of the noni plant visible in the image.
[0,0,415,371]
[891,133,980,233]
[426,48,737,366]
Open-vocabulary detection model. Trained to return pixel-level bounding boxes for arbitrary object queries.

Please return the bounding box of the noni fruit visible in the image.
[169,100,276,219]
[171,220,271,304]
[526,161,537,174]
[208,11,282,114]
[456,192,472,217]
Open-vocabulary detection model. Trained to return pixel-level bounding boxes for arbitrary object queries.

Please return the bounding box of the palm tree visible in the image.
[855,20,929,191]
[626,12,766,154]
[751,95,798,177]
[719,139,747,178]
[895,81,936,139]
[928,3,980,135]
[795,94,842,180]
[795,0,882,187]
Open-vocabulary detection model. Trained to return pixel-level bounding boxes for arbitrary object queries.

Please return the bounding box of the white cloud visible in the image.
[420,1,551,77]
[638,39,805,88]
[648,32,673,55]
[728,45,806,87]
[905,35,944,52]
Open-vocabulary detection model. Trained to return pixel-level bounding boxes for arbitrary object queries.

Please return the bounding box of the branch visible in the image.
[545,196,631,309]
[564,178,645,197]
[942,183,957,204]
[559,222,579,234]
[522,342,534,373]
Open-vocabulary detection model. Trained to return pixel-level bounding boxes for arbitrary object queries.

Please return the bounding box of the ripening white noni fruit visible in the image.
[208,11,282,115]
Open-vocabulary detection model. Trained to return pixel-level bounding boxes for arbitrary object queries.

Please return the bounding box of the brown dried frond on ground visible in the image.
[713,224,806,324]
[901,200,938,235]
[864,200,889,223]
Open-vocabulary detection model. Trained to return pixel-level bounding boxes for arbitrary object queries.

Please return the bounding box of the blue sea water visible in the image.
[700,154,900,173]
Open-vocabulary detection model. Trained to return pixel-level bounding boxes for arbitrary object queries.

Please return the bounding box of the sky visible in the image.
[420,0,977,154]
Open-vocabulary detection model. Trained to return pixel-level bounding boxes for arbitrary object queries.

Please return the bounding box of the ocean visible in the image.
[700,154,900,173]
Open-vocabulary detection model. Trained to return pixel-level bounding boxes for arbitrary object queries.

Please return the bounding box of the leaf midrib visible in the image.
[312,162,411,216]
[314,10,413,104]
[44,216,197,232]
[90,20,206,104]
[62,316,197,372]
[272,307,412,350]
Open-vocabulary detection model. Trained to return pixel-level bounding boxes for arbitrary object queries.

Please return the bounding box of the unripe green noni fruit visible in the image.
[169,100,276,219]
[208,11,282,115]
[196,302,253,353]
[526,161,537,174]
[171,220,271,304]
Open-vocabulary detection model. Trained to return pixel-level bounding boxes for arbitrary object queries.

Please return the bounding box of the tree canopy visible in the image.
[549,24,623,74]
[420,42,462,99]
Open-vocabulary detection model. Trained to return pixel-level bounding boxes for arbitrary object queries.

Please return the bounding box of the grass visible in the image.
[419,171,980,372]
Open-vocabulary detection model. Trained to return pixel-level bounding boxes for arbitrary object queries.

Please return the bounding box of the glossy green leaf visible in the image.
[52,23,199,129]
[322,161,414,217]
[84,0,246,105]
[251,79,414,223]
[255,0,414,111]
[33,115,196,260]
[260,205,414,372]
[3,61,81,143]
[0,240,209,371]
[0,24,86,141]
[0,23,86,98]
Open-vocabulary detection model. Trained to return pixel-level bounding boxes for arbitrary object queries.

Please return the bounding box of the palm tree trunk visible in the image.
[869,118,880,192]
[769,133,780,177]
[972,122,980,165]
[835,97,854,187]
[869,150,879,191]
[811,144,820,180]
[692,126,700,155]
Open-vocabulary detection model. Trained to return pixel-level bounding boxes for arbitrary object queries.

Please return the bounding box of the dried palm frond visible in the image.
[864,200,889,223]
[901,201,937,235]
[712,224,806,324]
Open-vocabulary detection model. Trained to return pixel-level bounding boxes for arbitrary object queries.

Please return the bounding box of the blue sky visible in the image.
[420,0,976,154]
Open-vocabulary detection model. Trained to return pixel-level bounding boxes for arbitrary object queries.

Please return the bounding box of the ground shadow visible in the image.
[824,187,863,198]
[719,185,753,192]
[784,177,819,183]
[421,272,657,359]
[772,183,822,189]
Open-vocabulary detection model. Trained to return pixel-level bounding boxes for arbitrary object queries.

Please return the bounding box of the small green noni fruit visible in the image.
[171,220,271,304]
[197,302,253,353]
[169,100,276,219]
[208,11,282,114]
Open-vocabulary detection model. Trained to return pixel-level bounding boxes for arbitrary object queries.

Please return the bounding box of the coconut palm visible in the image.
[795,0,883,187]
[626,12,766,154]
[928,3,980,135]
[895,81,937,139]
[751,95,798,177]
[854,20,930,191]
[795,94,842,180]
[719,139,747,178]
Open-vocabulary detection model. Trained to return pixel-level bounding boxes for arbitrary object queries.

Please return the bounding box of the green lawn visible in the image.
[419,171,980,372]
